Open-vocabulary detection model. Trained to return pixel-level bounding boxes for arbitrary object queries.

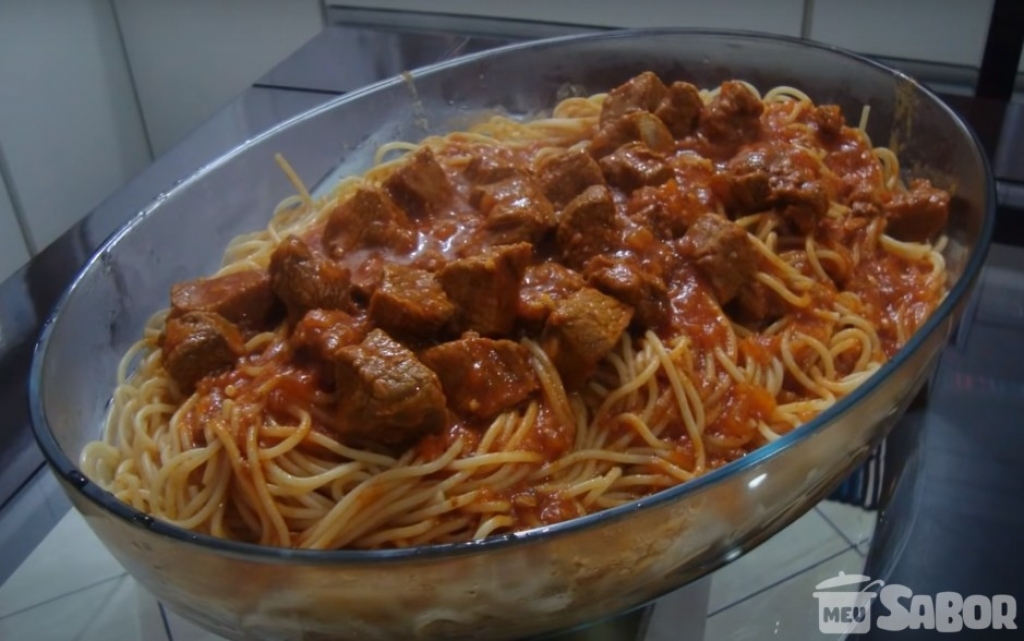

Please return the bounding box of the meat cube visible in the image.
[698,81,764,154]
[292,309,365,363]
[269,236,351,316]
[775,180,829,234]
[334,329,447,448]
[883,179,949,242]
[161,311,244,393]
[170,269,276,331]
[383,147,453,219]
[368,264,455,340]
[536,149,606,209]
[678,213,759,304]
[440,242,532,336]
[730,280,787,326]
[809,104,844,140]
[722,145,828,231]
[627,185,701,240]
[323,186,416,259]
[584,255,670,330]
[599,71,668,126]
[556,185,620,269]
[599,142,673,192]
[420,336,538,419]
[464,152,524,185]
[471,176,556,244]
[654,82,704,138]
[517,263,586,331]
[540,287,634,385]
[591,111,675,158]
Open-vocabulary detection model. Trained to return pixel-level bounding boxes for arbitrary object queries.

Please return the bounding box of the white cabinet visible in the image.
[113,0,324,155]
[0,0,152,253]
[0,178,29,283]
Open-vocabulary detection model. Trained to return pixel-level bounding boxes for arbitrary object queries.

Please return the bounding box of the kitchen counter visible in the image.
[2,18,1024,640]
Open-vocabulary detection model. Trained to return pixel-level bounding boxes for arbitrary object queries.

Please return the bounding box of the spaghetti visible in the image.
[81,73,949,550]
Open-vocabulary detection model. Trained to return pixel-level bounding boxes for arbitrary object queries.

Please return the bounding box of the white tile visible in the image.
[0,574,121,640]
[0,509,124,618]
[707,509,850,614]
[0,176,28,280]
[328,0,805,36]
[817,501,878,549]
[810,0,994,67]
[0,0,152,251]
[0,472,58,585]
[134,583,168,640]
[78,575,153,641]
[164,605,230,641]
[114,0,324,154]
[646,575,712,641]
[704,548,866,641]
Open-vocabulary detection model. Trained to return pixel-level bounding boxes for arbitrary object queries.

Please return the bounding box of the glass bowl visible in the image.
[30,29,994,640]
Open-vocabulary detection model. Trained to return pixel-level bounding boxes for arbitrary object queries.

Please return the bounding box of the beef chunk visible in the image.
[323,186,416,259]
[383,147,453,219]
[698,81,764,154]
[541,287,634,385]
[471,176,556,244]
[536,149,606,209]
[517,263,586,331]
[654,82,703,138]
[599,72,668,126]
[464,152,524,185]
[584,255,670,329]
[723,145,828,232]
[440,242,532,336]
[556,184,620,269]
[170,269,276,330]
[627,185,701,240]
[420,336,538,419]
[599,142,673,192]
[883,179,949,242]
[809,104,844,140]
[335,329,447,448]
[162,312,244,393]
[678,213,759,304]
[292,309,365,362]
[269,236,351,316]
[730,280,787,326]
[591,111,675,158]
[368,264,455,340]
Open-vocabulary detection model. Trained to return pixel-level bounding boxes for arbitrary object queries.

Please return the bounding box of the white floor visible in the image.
[0,498,876,640]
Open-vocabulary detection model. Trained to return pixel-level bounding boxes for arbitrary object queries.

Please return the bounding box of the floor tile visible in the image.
[78,575,155,641]
[704,548,867,641]
[646,575,712,641]
[707,508,851,614]
[0,471,59,585]
[0,574,122,640]
[164,605,230,641]
[0,508,125,618]
[816,500,878,549]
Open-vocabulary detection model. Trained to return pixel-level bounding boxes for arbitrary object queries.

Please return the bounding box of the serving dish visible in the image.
[30,29,993,640]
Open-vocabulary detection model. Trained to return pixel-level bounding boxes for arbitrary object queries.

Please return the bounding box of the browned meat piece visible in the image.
[698,81,764,154]
[541,287,634,385]
[517,263,586,331]
[775,179,829,234]
[536,149,606,209]
[471,176,556,244]
[584,255,670,329]
[809,104,844,140]
[654,81,704,138]
[556,184,620,269]
[731,280,787,326]
[591,111,675,158]
[627,185,701,240]
[292,309,365,362]
[420,336,538,419]
[599,71,668,126]
[722,145,828,232]
[599,142,673,192]
[269,236,351,316]
[161,311,244,393]
[383,147,453,219]
[323,186,416,259]
[170,269,276,330]
[678,213,759,304]
[368,264,455,341]
[883,179,949,242]
[440,242,532,336]
[334,329,447,448]
[464,152,524,184]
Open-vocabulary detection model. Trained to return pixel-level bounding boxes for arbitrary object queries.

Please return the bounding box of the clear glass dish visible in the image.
[30,29,994,640]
